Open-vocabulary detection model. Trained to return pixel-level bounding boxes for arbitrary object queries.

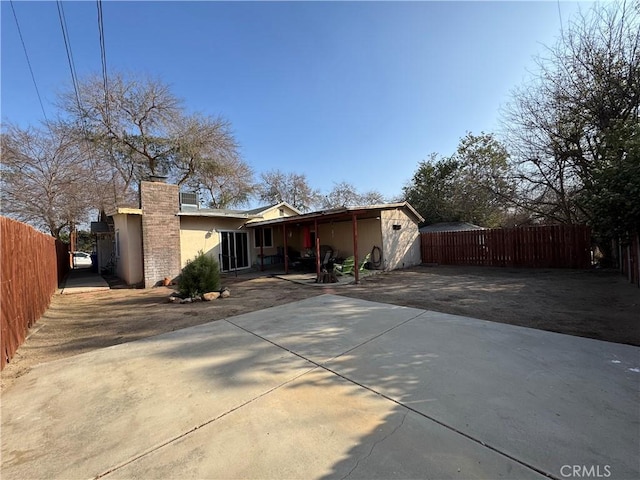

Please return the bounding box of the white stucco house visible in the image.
[100,179,424,287]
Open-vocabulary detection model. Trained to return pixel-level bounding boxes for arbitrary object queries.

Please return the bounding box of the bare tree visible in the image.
[1,123,91,239]
[190,155,255,209]
[321,181,386,208]
[169,113,255,208]
[60,71,244,209]
[502,1,640,227]
[60,72,181,195]
[256,170,320,212]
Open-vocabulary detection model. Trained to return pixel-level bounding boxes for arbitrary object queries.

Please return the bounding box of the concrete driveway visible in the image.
[2,294,638,479]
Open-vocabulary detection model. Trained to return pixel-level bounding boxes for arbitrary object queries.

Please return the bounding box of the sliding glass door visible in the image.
[220,231,249,272]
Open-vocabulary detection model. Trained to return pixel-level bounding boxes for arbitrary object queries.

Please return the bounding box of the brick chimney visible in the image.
[140,180,181,288]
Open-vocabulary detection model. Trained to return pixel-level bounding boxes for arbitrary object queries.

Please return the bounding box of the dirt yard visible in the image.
[2,265,638,392]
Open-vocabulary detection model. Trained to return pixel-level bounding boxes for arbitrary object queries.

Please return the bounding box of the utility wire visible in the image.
[9,0,50,126]
[56,0,83,114]
[95,0,118,207]
[556,0,564,40]
[97,0,109,123]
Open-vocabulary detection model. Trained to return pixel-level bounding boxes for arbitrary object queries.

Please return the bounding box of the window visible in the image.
[254,228,273,248]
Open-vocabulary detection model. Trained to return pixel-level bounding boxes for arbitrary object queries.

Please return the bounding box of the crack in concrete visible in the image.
[226,313,559,480]
[340,410,408,480]
[95,307,558,480]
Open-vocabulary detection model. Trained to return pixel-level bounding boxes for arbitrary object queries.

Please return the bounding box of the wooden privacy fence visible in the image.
[421,224,591,269]
[1,216,70,369]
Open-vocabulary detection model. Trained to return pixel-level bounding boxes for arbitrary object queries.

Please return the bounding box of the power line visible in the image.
[557,0,564,40]
[56,0,83,114]
[9,0,50,125]
[96,0,119,207]
[97,0,109,122]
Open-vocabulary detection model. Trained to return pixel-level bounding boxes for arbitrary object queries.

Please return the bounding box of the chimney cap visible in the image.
[148,175,168,183]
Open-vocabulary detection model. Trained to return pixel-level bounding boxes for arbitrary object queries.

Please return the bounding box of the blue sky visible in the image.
[1,1,588,202]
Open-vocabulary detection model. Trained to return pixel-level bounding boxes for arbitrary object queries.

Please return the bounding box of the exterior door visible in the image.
[220,231,249,271]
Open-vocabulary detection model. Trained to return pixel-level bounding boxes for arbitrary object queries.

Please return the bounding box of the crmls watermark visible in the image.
[560,465,612,478]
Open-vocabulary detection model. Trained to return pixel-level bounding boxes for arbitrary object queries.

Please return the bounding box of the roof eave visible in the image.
[177,211,263,220]
[246,202,424,227]
[106,207,143,216]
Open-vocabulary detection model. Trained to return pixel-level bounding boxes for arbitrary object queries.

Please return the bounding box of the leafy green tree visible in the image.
[403,153,461,225]
[581,119,640,240]
[403,133,514,227]
[450,133,514,227]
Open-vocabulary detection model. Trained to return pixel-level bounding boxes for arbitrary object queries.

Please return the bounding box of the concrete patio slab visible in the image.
[111,368,545,480]
[2,294,638,480]
[59,268,110,294]
[1,320,315,479]
[323,309,640,480]
[275,269,383,286]
[229,294,426,363]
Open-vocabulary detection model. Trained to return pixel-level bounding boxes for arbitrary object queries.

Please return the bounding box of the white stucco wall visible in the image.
[316,218,383,265]
[112,213,143,285]
[179,216,248,269]
[380,209,421,270]
[180,205,300,270]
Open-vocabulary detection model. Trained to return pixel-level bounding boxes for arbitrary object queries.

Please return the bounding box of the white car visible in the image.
[73,251,93,268]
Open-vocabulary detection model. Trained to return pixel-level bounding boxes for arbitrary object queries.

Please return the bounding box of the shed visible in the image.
[420,222,486,233]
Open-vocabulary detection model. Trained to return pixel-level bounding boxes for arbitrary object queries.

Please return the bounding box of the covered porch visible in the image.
[246,203,424,284]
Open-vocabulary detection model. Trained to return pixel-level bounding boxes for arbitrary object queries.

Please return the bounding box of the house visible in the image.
[103,178,424,287]
[246,203,424,280]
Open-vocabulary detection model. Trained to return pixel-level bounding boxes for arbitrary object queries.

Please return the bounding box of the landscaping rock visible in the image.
[168,296,180,303]
[180,298,193,304]
[220,287,231,298]
[202,291,220,301]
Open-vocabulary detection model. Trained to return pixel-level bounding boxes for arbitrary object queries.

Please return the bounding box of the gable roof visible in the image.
[243,201,301,216]
[177,201,302,219]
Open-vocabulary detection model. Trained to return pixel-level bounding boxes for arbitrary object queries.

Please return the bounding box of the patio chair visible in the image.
[334,256,355,275]
[321,250,333,271]
[357,253,372,272]
[334,253,371,276]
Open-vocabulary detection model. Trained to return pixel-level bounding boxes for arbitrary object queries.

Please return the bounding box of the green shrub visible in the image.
[179,251,220,298]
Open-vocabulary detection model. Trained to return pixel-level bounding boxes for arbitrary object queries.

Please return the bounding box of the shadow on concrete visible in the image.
[58,267,110,294]
[147,296,639,479]
[3,295,638,479]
